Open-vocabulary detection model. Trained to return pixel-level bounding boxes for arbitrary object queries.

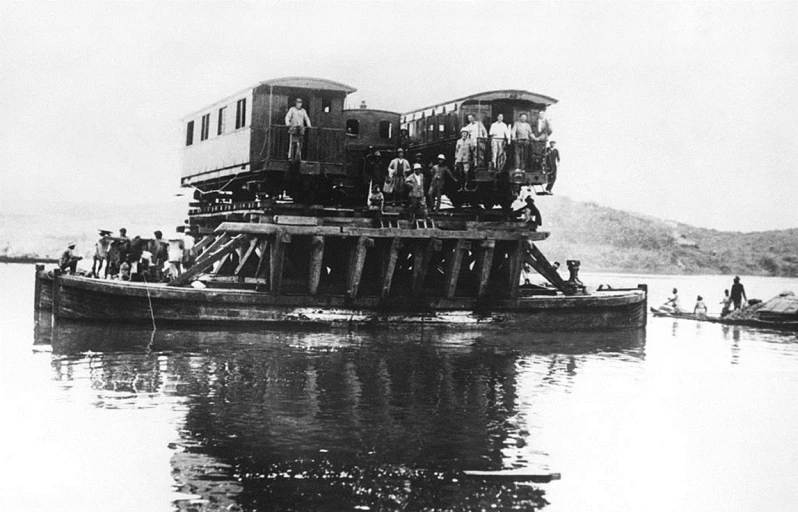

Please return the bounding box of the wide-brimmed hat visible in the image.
[67,242,76,248]
[397,148,404,153]
[437,154,446,160]
[98,229,112,236]
[413,163,422,170]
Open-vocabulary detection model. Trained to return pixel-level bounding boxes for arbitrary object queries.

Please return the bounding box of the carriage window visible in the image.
[200,113,210,141]
[186,121,194,146]
[235,98,247,129]
[346,119,360,136]
[322,98,331,114]
[217,107,226,135]
[379,121,392,139]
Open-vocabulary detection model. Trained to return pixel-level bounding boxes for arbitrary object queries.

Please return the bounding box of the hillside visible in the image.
[1,196,796,276]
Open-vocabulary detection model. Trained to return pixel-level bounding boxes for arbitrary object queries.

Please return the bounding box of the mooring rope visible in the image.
[141,274,157,354]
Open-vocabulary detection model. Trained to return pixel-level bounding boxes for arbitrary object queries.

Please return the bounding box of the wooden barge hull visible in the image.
[49,273,647,331]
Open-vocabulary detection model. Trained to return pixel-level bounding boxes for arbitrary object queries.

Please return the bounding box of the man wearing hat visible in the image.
[59,242,82,273]
[545,140,560,194]
[387,149,411,205]
[405,163,426,222]
[92,230,112,278]
[428,154,458,212]
[514,195,542,230]
[454,128,472,188]
[285,97,312,160]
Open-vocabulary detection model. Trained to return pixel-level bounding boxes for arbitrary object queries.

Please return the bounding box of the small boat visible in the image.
[650,294,798,332]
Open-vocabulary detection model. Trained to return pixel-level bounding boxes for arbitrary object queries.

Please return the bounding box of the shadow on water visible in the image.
[38,319,646,511]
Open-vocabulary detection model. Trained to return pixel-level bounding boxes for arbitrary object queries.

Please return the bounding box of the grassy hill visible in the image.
[1,196,796,276]
[541,196,798,276]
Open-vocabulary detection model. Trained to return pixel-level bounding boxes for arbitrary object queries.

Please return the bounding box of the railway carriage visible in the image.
[181,78,559,222]
[400,90,558,208]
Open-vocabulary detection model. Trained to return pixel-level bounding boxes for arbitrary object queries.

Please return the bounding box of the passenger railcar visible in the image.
[182,79,559,219]
[400,90,558,208]
[182,77,358,208]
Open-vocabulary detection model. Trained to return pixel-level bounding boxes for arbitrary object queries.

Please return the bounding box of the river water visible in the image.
[1,263,797,511]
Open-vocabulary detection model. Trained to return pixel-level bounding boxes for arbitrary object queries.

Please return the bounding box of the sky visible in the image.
[1,1,796,232]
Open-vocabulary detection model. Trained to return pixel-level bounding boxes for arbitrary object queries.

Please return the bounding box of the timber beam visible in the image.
[444,240,469,299]
[308,235,325,295]
[477,239,496,299]
[269,230,291,294]
[170,234,248,287]
[347,236,372,298]
[412,238,440,298]
[381,238,403,298]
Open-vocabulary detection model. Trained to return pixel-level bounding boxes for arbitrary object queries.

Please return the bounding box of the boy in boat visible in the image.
[92,230,112,278]
[693,295,708,318]
[730,276,747,310]
[720,289,732,317]
[428,155,458,212]
[59,242,82,273]
[662,288,682,313]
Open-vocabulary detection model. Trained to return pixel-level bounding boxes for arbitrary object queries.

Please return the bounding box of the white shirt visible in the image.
[489,121,510,141]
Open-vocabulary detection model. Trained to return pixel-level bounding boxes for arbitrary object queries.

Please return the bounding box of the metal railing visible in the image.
[266,126,346,164]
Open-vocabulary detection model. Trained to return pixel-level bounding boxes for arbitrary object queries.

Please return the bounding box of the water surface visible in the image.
[1,264,797,511]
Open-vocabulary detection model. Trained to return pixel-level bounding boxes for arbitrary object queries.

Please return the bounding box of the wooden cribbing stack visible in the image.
[167,216,566,303]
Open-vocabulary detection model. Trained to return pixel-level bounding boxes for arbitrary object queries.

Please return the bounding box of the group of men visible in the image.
[454,112,559,194]
[364,148,542,228]
[367,149,449,221]
[60,227,197,283]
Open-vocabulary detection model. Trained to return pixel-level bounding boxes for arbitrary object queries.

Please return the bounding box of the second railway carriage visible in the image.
[182,77,358,210]
[181,79,559,220]
[400,89,558,208]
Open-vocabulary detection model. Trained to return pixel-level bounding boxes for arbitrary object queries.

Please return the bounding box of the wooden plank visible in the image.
[217,222,341,236]
[525,242,570,293]
[381,238,402,298]
[270,230,289,294]
[195,233,230,264]
[170,234,248,286]
[347,236,370,298]
[508,240,525,299]
[343,226,549,241]
[308,235,325,295]
[477,239,495,299]
[444,240,467,299]
[274,215,320,226]
[33,264,44,317]
[254,238,270,281]
[192,234,217,254]
[52,270,63,319]
[234,237,258,276]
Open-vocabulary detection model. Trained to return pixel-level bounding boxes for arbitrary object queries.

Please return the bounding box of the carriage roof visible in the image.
[183,77,357,120]
[401,89,558,122]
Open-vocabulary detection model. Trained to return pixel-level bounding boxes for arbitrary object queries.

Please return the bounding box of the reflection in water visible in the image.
[40,321,645,511]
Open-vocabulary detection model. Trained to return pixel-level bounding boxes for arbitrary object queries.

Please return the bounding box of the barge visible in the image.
[34,76,649,330]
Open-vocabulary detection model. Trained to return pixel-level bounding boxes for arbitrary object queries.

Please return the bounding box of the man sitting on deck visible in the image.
[514,196,542,231]
[59,242,82,273]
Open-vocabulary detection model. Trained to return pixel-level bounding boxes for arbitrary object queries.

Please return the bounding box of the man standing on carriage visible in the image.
[454,128,472,189]
[512,114,533,171]
[489,113,511,170]
[285,97,311,160]
[387,148,411,205]
[545,140,560,194]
